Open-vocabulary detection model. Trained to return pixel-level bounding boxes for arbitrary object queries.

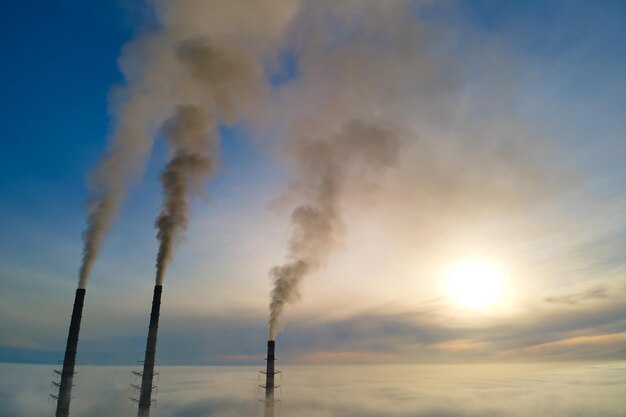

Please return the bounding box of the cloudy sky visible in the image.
[0,0,624,365]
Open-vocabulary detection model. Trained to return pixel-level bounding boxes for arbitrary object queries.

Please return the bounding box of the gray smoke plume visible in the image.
[75,0,294,288]
[79,191,119,288]
[269,120,400,339]
[152,35,271,285]
[155,106,216,285]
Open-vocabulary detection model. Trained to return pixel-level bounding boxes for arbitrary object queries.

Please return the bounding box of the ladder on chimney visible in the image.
[128,361,159,408]
[258,369,283,393]
[258,368,283,415]
[49,364,75,403]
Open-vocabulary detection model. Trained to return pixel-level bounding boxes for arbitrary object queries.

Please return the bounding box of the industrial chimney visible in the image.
[137,284,162,417]
[55,288,86,417]
[264,340,276,417]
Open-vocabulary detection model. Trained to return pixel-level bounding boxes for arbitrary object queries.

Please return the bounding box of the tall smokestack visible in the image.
[264,340,276,417]
[138,285,162,417]
[55,288,86,417]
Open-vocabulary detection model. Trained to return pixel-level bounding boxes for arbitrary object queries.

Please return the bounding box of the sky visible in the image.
[0,0,625,365]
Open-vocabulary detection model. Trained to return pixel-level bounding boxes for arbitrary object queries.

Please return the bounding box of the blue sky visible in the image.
[0,0,625,365]
[1,0,128,271]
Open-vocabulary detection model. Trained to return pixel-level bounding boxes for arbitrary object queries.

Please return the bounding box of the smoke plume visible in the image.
[155,106,215,285]
[153,33,275,284]
[76,0,295,288]
[79,191,119,288]
[269,120,400,339]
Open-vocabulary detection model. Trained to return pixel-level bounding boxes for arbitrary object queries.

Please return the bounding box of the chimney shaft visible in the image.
[264,340,275,417]
[138,285,162,417]
[55,288,86,417]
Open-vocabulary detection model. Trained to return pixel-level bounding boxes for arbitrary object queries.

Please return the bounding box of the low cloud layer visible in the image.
[2,362,625,417]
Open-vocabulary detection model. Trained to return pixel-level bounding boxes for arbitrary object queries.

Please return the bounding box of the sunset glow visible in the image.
[1,1,625,416]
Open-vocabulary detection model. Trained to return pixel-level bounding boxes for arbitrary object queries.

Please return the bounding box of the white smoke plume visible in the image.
[269,121,400,339]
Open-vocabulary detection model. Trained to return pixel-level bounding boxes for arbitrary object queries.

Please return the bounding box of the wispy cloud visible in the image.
[545,285,609,305]
[303,351,401,364]
[498,332,626,360]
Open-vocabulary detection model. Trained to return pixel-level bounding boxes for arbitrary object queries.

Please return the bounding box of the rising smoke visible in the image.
[265,1,440,339]
[153,36,274,285]
[269,121,400,339]
[76,0,295,288]
[155,106,215,285]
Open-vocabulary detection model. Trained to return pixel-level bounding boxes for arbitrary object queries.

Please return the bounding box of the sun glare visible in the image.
[447,259,503,309]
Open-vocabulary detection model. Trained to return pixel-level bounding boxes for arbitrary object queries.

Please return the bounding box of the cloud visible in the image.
[428,339,491,353]
[5,292,625,365]
[545,285,609,305]
[498,332,626,359]
[303,351,401,364]
[215,354,262,364]
[3,362,625,417]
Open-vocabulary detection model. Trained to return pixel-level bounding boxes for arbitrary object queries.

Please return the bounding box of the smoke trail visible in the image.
[152,34,272,283]
[155,106,215,285]
[77,98,156,289]
[79,193,117,288]
[75,0,296,288]
[268,120,400,339]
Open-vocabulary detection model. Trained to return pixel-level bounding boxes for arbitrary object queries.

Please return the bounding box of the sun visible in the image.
[446,259,503,309]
